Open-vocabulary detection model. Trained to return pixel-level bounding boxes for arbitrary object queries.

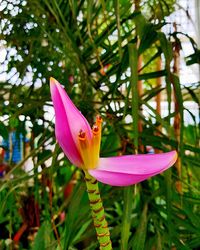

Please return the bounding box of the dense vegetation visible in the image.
[0,0,199,249]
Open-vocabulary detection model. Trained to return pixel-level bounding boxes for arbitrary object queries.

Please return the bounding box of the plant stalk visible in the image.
[84,170,112,250]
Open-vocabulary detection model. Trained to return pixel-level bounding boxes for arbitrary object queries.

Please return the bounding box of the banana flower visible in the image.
[50,77,177,186]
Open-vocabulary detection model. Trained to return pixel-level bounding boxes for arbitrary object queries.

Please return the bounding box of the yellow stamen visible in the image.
[91,116,102,167]
[78,116,102,170]
[78,130,92,169]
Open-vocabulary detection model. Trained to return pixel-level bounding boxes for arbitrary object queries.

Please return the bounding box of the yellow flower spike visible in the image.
[77,116,102,170]
[92,125,100,168]
[78,130,93,169]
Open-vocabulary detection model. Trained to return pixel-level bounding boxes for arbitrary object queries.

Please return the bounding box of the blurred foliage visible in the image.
[0,0,200,249]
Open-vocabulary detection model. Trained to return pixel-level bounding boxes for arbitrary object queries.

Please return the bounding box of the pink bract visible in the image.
[89,151,177,186]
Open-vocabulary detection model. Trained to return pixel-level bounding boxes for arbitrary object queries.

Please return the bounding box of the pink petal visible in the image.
[50,77,92,167]
[89,151,177,186]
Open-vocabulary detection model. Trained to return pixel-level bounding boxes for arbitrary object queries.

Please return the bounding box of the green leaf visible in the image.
[32,221,52,250]
[131,203,148,250]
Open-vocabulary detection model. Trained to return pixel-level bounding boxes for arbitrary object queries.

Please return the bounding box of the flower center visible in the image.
[78,116,102,169]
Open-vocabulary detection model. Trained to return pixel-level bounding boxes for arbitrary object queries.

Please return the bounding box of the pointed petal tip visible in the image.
[171,150,178,165]
[50,77,59,86]
[50,77,62,98]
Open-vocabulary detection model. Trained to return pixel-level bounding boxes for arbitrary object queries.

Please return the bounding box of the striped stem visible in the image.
[84,170,112,250]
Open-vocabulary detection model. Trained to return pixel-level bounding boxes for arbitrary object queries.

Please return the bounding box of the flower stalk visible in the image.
[84,170,112,250]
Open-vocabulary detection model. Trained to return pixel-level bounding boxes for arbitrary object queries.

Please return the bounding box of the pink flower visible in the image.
[50,77,177,186]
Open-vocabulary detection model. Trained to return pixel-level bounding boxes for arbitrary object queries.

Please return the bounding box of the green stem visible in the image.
[121,186,133,250]
[84,171,112,250]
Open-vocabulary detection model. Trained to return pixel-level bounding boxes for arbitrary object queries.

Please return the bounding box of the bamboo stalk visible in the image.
[135,0,143,152]
[156,57,162,120]
[155,56,162,153]
[138,52,144,152]
[173,22,182,194]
